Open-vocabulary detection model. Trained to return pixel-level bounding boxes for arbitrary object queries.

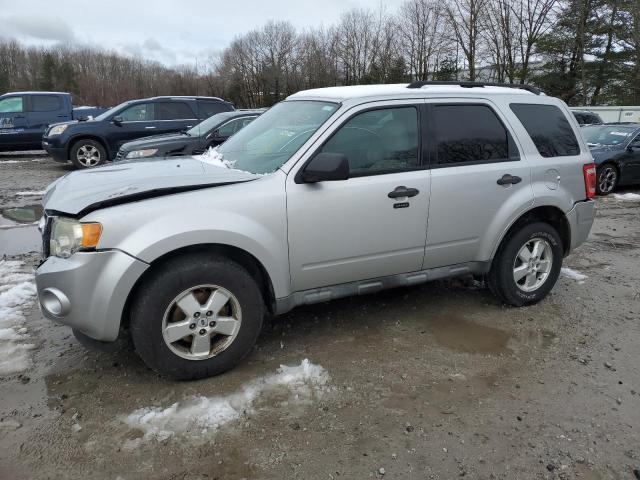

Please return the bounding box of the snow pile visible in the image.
[196,148,235,169]
[613,192,640,201]
[122,359,329,445]
[0,260,37,375]
[561,267,587,283]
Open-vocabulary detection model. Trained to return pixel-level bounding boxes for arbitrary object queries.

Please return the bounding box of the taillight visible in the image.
[583,163,596,199]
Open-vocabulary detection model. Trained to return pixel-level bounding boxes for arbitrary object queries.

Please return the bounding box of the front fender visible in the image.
[84,172,290,297]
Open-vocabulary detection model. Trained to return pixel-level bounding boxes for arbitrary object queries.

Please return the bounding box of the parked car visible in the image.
[42,96,234,168]
[572,109,604,126]
[115,109,265,161]
[0,92,105,152]
[36,82,596,380]
[581,124,640,194]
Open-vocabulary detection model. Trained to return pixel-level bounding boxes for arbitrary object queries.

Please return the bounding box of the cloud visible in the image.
[1,14,75,42]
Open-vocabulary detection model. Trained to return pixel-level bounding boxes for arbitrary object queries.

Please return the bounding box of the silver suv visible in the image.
[36,82,596,379]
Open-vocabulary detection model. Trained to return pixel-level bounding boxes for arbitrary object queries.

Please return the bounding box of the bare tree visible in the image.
[445,0,489,80]
[398,0,446,80]
[512,0,558,82]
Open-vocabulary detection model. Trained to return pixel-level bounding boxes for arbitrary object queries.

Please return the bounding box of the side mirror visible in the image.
[112,116,123,126]
[301,152,349,183]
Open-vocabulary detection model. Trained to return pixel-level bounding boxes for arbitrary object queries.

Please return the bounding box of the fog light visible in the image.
[41,288,71,317]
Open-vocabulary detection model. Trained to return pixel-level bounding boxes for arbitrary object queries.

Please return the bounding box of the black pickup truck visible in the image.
[42,96,234,168]
[0,92,105,152]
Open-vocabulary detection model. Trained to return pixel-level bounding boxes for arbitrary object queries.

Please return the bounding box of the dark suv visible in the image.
[42,96,234,168]
[115,109,265,161]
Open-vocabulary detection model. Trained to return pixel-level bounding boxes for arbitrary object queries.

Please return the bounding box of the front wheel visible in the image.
[486,222,563,307]
[596,164,618,195]
[70,139,107,169]
[130,253,265,380]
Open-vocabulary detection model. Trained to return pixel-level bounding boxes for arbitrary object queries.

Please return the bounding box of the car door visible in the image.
[0,95,28,149]
[286,102,430,291]
[109,102,157,150]
[155,101,199,135]
[26,95,69,145]
[423,101,534,269]
[619,133,640,182]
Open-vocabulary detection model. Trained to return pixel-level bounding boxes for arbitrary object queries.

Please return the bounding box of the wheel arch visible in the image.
[120,243,277,332]
[67,135,111,160]
[491,205,571,260]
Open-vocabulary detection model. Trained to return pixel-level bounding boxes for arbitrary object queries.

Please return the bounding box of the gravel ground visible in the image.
[0,152,639,480]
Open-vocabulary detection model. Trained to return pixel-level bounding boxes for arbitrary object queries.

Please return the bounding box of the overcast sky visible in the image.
[0,0,405,68]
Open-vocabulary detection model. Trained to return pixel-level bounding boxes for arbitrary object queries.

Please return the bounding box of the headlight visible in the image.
[48,124,68,136]
[50,217,102,258]
[125,149,158,159]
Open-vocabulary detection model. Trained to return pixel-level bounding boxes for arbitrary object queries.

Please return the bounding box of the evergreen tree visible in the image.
[38,52,57,91]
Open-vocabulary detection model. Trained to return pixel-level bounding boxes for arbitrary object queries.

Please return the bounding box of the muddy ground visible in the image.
[0,151,639,480]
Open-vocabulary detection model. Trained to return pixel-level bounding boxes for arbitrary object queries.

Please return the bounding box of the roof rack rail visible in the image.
[406,80,541,95]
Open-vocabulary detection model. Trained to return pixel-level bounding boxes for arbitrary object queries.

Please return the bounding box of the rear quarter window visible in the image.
[510,104,580,157]
[197,101,232,119]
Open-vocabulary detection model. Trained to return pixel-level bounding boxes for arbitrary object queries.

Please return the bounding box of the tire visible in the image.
[486,222,563,307]
[596,163,618,195]
[70,139,107,169]
[130,253,265,380]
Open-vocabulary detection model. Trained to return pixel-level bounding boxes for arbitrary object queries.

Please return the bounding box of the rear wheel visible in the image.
[130,253,264,380]
[596,164,618,195]
[486,222,563,306]
[70,139,107,169]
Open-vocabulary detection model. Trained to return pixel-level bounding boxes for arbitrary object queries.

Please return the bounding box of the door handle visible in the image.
[145,126,157,129]
[388,186,420,198]
[497,174,522,185]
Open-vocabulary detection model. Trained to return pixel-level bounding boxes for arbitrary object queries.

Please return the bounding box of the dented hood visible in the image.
[43,156,259,217]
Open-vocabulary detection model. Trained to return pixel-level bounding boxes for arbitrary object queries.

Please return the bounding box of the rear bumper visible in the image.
[42,139,68,162]
[35,250,149,341]
[566,200,596,252]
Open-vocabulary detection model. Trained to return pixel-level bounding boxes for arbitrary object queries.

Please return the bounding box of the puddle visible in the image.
[0,205,43,256]
[429,315,512,354]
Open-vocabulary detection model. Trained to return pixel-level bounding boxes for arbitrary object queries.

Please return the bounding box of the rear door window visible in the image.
[155,102,196,120]
[510,104,580,157]
[30,95,62,112]
[430,104,514,166]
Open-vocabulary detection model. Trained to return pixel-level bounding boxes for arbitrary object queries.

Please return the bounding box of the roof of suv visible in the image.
[287,83,539,103]
[149,96,227,102]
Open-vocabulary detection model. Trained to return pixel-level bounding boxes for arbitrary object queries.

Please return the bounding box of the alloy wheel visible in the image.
[512,238,554,292]
[161,284,242,360]
[598,166,617,194]
[76,145,101,167]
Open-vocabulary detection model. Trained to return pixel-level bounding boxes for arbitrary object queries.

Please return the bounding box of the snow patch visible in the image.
[122,359,329,444]
[196,147,235,169]
[15,191,45,196]
[0,260,37,376]
[612,193,640,201]
[561,267,587,283]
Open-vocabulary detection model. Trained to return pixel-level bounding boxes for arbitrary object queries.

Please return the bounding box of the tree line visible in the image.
[1,0,638,109]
